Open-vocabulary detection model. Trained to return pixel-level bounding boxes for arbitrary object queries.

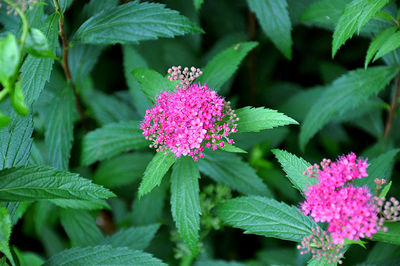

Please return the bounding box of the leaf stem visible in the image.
[53,0,88,131]
[384,72,400,138]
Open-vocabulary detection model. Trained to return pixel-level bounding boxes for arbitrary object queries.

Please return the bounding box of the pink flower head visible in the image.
[301,153,378,245]
[140,66,238,160]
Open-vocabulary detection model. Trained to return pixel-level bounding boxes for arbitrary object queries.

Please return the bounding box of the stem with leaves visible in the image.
[52,0,88,131]
[384,72,400,138]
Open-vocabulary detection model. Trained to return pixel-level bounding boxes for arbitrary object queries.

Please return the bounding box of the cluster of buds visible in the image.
[0,0,38,15]
[373,196,400,223]
[297,227,344,264]
[168,66,203,90]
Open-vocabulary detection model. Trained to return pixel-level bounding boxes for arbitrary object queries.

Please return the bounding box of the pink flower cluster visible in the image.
[140,81,238,161]
[301,153,378,244]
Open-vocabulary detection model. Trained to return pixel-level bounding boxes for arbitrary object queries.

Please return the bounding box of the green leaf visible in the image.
[122,45,151,117]
[82,0,119,20]
[236,106,298,133]
[50,199,111,210]
[365,26,397,68]
[195,260,244,266]
[102,224,160,250]
[20,13,59,106]
[299,0,349,29]
[44,246,166,266]
[45,84,74,170]
[198,42,258,91]
[307,257,336,266]
[10,80,29,116]
[80,121,149,166]
[379,181,392,198]
[60,209,104,246]
[271,149,316,194]
[332,0,390,57]
[14,248,44,266]
[247,0,292,59]
[0,206,14,266]
[194,0,204,11]
[373,31,400,62]
[138,152,176,198]
[132,68,175,103]
[300,66,397,151]
[171,157,201,255]
[25,28,56,58]
[198,151,272,197]
[58,0,73,12]
[94,153,153,188]
[373,222,400,245]
[0,166,115,201]
[354,149,400,191]
[215,196,316,242]
[0,34,19,87]
[0,112,10,129]
[219,144,247,153]
[73,1,203,44]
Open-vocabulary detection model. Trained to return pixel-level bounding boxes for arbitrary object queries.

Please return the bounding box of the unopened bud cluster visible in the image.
[168,66,203,90]
[0,0,38,15]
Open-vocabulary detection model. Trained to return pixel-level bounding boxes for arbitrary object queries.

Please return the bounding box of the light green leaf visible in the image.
[247,0,292,59]
[332,0,390,57]
[25,28,55,58]
[14,248,44,266]
[236,106,298,133]
[60,209,104,246]
[132,68,175,103]
[0,112,10,129]
[198,151,272,197]
[0,34,19,87]
[0,166,115,201]
[73,1,203,44]
[81,121,149,166]
[21,13,59,106]
[374,31,400,62]
[10,80,29,116]
[373,222,400,245]
[138,152,176,198]
[379,181,392,198]
[171,157,201,255]
[45,84,74,170]
[300,66,397,151]
[94,153,153,188]
[271,149,316,193]
[219,144,247,153]
[194,0,204,11]
[0,206,14,266]
[365,26,397,68]
[102,224,160,250]
[215,196,316,242]
[44,245,166,266]
[50,199,111,210]
[198,42,258,90]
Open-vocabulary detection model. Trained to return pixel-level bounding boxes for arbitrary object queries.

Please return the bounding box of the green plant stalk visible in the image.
[0,87,9,102]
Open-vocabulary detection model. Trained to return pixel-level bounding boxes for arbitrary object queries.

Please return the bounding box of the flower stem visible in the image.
[384,72,400,138]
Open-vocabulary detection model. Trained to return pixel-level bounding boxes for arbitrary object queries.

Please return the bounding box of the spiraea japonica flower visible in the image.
[140,66,238,161]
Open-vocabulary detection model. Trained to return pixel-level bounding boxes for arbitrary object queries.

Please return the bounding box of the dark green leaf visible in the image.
[198,42,258,91]
[247,0,292,59]
[81,121,149,166]
[73,1,203,44]
[50,199,111,210]
[373,222,400,245]
[44,246,166,266]
[171,157,201,255]
[0,166,115,201]
[194,0,204,11]
[0,206,13,266]
[138,152,176,198]
[215,196,316,242]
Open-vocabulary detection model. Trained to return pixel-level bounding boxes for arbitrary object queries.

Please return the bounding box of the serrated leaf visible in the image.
[60,209,104,246]
[132,68,175,103]
[20,13,58,106]
[73,1,203,44]
[50,199,111,210]
[102,224,160,250]
[271,149,316,194]
[198,42,258,90]
[219,144,247,153]
[25,28,56,58]
[365,26,398,68]
[82,0,119,20]
[198,151,272,197]
[138,152,176,197]
[373,30,400,62]
[354,149,400,191]
[247,0,292,59]
[45,84,74,170]
[373,222,400,245]
[94,153,153,188]
[236,106,298,133]
[0,206,14,266]
[81,121,149,166]
[171,157,201,255]
[332,0,390,57]
[195,260,244,266]
[0,166,115,201]
[44,245,166,266]
[300,66,397,151]
[215,196,316,242]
